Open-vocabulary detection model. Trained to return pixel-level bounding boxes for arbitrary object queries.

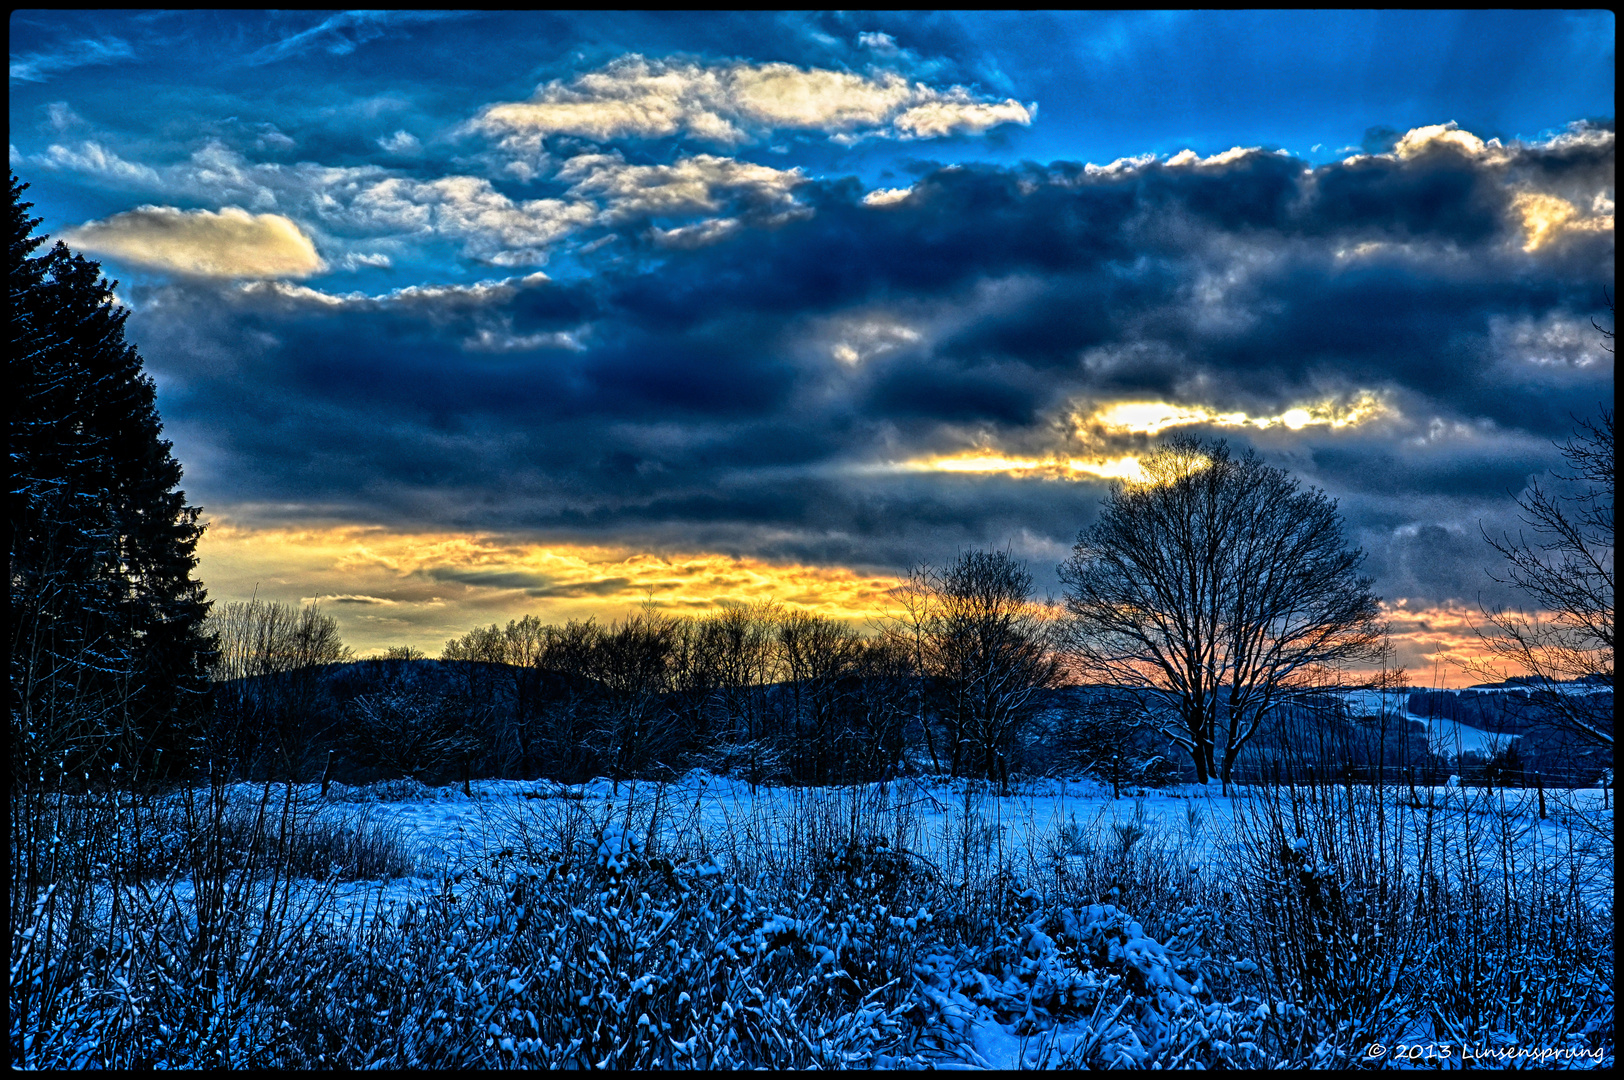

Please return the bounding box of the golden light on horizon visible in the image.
[195,521,1523,688]
[1377,599,1552,688]
[197,517,907,657]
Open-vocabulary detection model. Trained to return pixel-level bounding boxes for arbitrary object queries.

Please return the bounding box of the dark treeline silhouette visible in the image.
[204,551,1074,790]
[205,596,1613,792]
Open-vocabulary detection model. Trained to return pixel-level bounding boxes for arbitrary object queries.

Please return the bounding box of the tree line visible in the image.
[204,551,1061,791]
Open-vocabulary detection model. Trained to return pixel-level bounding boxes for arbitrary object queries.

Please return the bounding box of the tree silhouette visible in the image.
[899,549,1061,792]
[1060,436,1386,789]
[1475,403,1613,749]
[10,173,212,784]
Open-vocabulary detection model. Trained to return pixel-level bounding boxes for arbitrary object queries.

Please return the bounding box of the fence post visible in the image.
[1536,771,1546,820]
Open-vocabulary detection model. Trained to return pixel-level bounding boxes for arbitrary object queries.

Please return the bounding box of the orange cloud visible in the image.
[1377,599,1535,688]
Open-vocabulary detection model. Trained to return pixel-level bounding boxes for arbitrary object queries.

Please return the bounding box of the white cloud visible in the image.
[471,54,1034,149]
[862,185,913,206]
[245,11,463,66]
[891,93,1034,139]
[651,217,741,249]
[827,319,921,364]
[377,129,421,154]
[558,151,805,220]
[37,140,161,185]
[1082,152,1155,177]
[1533,120,1615,154]
[237,280,363,306]
[1344,120,1611,170]
[236,271,551,311]
[1393,122,1501,160]
[339,251,393,270]
[1489,312,1611,368]
[349,175,597,265]
[34,137,392,221]
[1165,145,1262,168]
[45,101,83,131]
[257,128,296,152]
[63,205,326,278]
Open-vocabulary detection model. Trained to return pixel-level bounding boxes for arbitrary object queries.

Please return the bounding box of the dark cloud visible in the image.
[1305,150,1505,244]
[525,577,635,598]
[423,568,553,590]
[128,126,1613,608]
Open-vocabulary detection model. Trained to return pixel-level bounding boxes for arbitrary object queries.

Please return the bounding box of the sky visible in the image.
[9,10,1615,684]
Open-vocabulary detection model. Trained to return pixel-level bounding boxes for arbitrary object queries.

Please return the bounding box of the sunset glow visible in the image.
[198,518,908,656]
[888,452,1149,482]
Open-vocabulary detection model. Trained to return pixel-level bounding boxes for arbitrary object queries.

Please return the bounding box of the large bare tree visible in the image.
[1059,436,1386,789]
[775,610,862,785]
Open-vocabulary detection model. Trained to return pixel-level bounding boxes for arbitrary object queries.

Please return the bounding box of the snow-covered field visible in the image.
[317,770,1612,884]
[15,769,1613,1069]
[247,772,1619,1068]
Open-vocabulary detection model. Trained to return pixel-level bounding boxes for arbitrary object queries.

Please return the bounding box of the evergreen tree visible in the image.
[9,174,212,784]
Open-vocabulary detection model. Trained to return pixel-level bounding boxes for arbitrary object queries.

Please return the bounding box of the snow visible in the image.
[18,765,1611,1068]
[1415,714,1519,756]
[243,772,1620,1065]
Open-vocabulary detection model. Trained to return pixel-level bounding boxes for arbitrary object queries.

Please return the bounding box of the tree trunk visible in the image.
[1219,744,1239,795]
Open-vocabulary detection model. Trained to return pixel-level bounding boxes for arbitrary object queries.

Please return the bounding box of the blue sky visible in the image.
[9,10,1615,676]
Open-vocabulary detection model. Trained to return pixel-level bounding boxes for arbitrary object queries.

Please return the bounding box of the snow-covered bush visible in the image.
[322,775,462,803]
[260,808,952,1068]
[1225,777,1615,1066]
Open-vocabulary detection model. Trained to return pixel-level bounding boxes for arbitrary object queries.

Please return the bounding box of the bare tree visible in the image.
[207,599,350,780]
[902,549,1062,792]
[349,685,484,786]
[689,603,781,787]
[532,618,606,781]
[1060,436,1386,790]
[1474,404,1613,750]
[775,611,862,784]
[588,609,682,785]
[846,635,919,783]
[440,621,505,707]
